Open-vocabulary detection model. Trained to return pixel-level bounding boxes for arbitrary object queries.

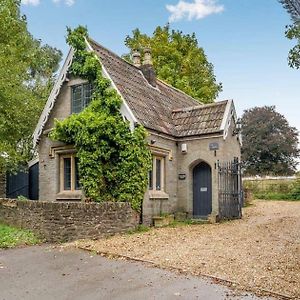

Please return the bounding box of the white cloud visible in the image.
[166,0,224,22]
[21,0,40,6]
[52,0,75,6]
[21,0,75,6]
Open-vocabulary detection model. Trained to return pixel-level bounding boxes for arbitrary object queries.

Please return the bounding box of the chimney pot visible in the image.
[141,47,156,87]
[143,47,152,65]
[132,50,141,68]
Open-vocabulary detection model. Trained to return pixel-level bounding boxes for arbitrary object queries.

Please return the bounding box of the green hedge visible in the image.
[254,192,300,201]
[251,177,300,201]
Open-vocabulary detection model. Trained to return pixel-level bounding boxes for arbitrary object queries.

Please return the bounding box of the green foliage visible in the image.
[243,179,295,194]
[17,195,28,201]
[241,106,299,176]
[279,0,300,69]
[255,192,300,201]
[244,177,300,201]
[50,26,152,211]
[0,223,40,248]
[290,176,300,199]
[0,0,62,172]
[285,22,300,69]
[123,24,222,103]
[127,224,150,234]
[168,219,206,227]
[279,0,300,22]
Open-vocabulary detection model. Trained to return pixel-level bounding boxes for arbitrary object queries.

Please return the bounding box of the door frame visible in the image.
[192,161,212,218]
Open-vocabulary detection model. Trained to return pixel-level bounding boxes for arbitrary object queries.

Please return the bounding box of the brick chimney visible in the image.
[141,48,156,87]
[132,50,141,68]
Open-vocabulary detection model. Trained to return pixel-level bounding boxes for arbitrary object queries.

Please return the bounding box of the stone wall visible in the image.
[176,117,241,217]
[0,199,139,242]
[143,132,178,225]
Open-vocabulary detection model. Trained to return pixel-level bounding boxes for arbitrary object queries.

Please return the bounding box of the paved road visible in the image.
[0,245,268,300]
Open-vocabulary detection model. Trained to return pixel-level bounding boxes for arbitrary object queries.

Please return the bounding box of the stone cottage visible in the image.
[33,38,241,224]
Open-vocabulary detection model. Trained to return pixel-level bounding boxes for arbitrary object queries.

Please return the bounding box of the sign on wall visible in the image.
[209,142,219,151]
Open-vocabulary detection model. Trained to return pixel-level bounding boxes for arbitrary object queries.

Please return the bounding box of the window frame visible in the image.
[149,155,165,192]
[59,154,80,192]
[71,83,93,114]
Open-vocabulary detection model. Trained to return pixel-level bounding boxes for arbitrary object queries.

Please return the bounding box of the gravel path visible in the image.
[71,201,300,298]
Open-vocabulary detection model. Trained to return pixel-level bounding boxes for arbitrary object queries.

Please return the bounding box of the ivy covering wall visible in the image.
[50,26,152,211]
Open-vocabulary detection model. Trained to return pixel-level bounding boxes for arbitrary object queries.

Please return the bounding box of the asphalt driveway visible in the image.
[0,245,267,300]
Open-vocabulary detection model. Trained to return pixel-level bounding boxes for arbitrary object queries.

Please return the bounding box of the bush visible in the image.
[244,177,300,201]
[290,176,300,199]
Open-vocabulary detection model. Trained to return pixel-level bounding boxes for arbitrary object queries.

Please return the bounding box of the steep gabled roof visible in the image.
[33,37,236,146]
[33,48,74,146]
[89,39,200,136]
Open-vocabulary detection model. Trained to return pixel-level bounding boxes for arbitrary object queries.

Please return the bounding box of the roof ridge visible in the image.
[89,37,212,107]
[88,37,141,71]
[172,100,230,114]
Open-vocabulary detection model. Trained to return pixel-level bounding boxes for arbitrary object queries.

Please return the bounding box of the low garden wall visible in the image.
[0,198,139,242]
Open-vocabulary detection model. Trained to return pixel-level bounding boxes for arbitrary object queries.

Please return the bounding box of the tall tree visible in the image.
[279,0,300,21]
[279,0,300,69]
[0,0,62,172]
[241,106,299,176]
[124,25,222,104]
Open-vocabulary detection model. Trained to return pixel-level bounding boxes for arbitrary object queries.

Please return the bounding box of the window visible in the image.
[71,83,93,113]
[149,156,165,191]
[60,154,80,192]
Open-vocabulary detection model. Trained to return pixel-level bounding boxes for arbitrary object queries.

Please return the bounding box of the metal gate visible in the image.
[6,171,29,199]
[6,162,39,200]
[218,157,243,220]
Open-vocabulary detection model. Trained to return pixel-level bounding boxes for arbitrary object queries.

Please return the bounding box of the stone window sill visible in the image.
[149,190,169,200]
[56,190,82,201]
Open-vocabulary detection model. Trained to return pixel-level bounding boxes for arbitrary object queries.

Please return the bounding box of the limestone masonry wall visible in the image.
[0,199,139,242]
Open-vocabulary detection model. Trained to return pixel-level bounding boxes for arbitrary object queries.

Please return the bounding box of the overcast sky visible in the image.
[21,0,299,131]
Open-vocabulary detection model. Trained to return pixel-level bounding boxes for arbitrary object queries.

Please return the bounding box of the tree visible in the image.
[279,0,300,69]
[124,25,222,103]
[279,0,300,21]
[0,0,62,172]
[241,106,299,176]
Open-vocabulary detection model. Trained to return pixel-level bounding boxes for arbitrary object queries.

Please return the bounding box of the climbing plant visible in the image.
[50,26,152,211]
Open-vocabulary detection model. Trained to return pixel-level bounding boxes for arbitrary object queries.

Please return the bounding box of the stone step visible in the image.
[190,218,210,224]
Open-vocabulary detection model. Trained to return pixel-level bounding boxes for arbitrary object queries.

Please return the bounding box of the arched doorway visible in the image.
[193,162,212,218]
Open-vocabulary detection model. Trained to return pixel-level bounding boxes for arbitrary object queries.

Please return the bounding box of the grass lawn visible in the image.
[0,223,40,249]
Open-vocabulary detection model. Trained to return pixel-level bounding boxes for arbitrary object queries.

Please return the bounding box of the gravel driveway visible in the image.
[72,201,300,299]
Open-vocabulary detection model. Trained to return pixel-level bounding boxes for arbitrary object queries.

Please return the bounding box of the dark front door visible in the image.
[193,162,212,217]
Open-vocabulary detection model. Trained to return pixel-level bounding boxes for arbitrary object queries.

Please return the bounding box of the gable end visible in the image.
[33,48,74,147]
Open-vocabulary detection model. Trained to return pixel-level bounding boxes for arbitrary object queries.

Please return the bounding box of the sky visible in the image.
[21,0,299,131]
